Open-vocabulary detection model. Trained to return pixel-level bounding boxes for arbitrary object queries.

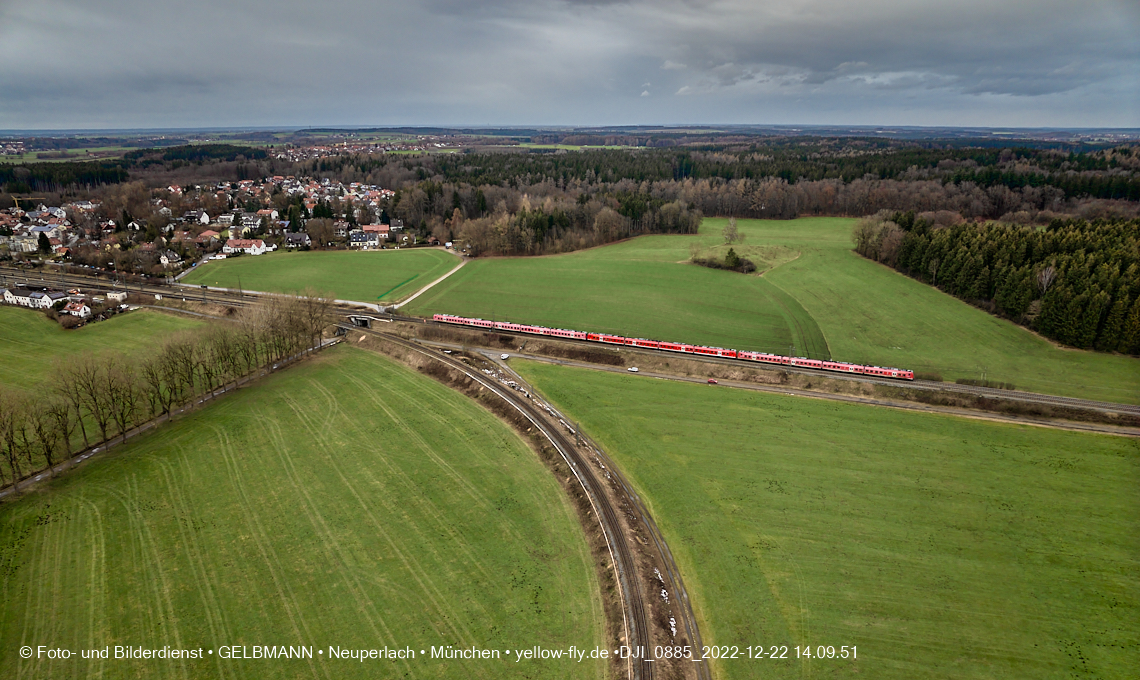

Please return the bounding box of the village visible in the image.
[0,174,440,279]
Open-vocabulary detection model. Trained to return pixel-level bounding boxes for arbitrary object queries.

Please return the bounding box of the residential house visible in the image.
[4,288,65,309]
[11,235,38,253]
[362,224,390,240]
[223,239,268,256]
[285,233,311,248]
[62,302,91,318]
[160,250,182,267]
[183,210,210,225]
[349,231,379,249]
[195,230,220,248]
[256,208,279,221]
[30,224,61,240]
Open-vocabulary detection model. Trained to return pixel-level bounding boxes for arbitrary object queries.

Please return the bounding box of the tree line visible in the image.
[854,214,1140,353]
[0,294,333,490]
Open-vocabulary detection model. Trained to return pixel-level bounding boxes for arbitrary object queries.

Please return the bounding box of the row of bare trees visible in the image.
[0,294,333,490]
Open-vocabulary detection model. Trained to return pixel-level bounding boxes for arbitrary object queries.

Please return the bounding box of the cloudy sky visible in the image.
[1,0,1137,130]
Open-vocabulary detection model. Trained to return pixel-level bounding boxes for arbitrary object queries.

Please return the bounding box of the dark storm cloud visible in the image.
[0,0,1136,128]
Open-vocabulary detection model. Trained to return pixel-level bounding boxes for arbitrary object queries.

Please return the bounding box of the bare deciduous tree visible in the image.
[0,391,27,487]
[722,217,744,245]
[52,363,90,449]
[1037,264,1057,295]
[73,357,113,445]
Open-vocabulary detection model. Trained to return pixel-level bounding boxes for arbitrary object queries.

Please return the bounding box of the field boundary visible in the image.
[0,339,340,498]
[388,256,467,309]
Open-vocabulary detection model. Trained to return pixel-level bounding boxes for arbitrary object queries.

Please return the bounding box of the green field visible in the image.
[407,234,829,360]
[0,306,201,391]
[407,217,1138,403]
[0,346,604,679]
[182,249,460,303]
[514,360,1140,680]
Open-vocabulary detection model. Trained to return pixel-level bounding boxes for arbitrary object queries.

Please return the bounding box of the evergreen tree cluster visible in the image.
[858,214,1140,353]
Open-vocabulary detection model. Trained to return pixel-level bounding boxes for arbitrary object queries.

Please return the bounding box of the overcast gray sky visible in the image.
[1,0,1137,129]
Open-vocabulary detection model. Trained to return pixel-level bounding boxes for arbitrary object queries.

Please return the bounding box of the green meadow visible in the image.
[407,217,1138,402]
[515,360,1140,680]
[0,346,604,679]
[181,248,459,303]
[0,306,201,392]
[407,233,829,360]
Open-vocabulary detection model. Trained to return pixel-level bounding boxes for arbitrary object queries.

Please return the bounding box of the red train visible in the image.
[432,314,915,380]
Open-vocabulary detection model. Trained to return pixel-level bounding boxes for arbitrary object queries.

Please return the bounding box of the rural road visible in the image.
[387,255,466,310]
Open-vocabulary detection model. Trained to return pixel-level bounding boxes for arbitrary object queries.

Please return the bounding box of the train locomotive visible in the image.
[433,314,915,380]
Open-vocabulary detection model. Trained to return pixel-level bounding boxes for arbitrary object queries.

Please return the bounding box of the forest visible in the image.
[854,214,1140,353]
[3,136,1139,258]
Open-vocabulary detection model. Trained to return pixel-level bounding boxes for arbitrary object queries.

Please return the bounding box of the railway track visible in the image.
[405,317,1140,417]
[11,265,1134,416]
[361,329,696,680]
[0,266,255,307]
[489,353,712,680]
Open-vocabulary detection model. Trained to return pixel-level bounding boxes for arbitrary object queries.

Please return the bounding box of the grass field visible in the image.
[406,235,830,360]
[0,306,201,391]
[0,346,605,679]
[514,360,1140,680]
[407,217,1138,403]
[181,249,460,303]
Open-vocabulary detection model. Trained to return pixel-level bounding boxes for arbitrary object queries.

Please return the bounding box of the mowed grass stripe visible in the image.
[181,249,460,303]
[514,360,1139,680]
[1,347,604,679]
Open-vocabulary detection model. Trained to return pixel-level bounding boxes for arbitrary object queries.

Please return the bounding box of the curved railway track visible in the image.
[362,329,706,680]
[490,354,712,680]
[10,265,1134,416]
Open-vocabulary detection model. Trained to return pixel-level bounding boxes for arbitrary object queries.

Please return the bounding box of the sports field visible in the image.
[514,360,1140,680]
[0,306,201,391]
[0,346,605,679]
[181,248,460,303]
[406,217,1138,403]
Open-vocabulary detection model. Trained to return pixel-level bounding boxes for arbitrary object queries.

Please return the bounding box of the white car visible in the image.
[501,353,510,360]
[627,367,639,372]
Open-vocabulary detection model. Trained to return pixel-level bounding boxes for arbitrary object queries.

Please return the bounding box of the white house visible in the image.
[349,231,379,249]
[223,238,268,256]
[62,302,91,318]
[183,210,210,225]
[4,287,65,308]
[362,224,390,240]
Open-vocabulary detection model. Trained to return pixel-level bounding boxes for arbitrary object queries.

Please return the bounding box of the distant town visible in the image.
[0,173,454,281]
